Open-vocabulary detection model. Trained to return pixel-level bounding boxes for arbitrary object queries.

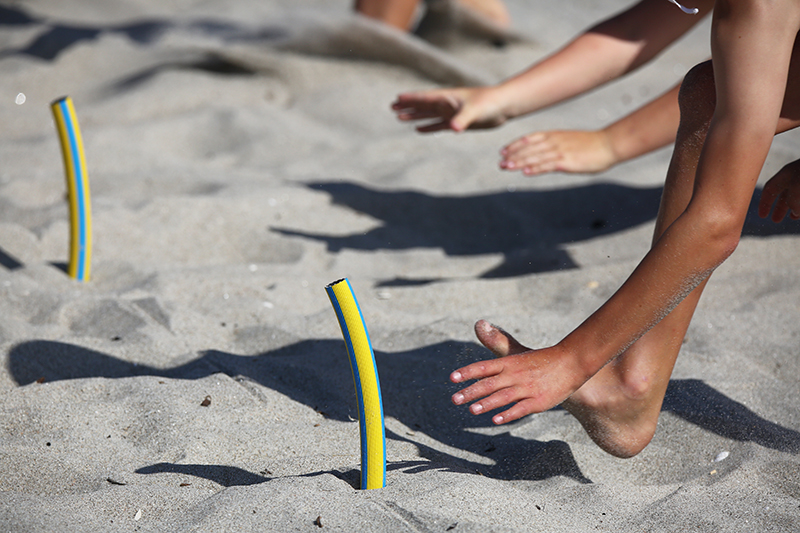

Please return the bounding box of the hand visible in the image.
[450,321,585,424]
[500,129,617,176]
[758,160,800,222]
[391,86,509,133]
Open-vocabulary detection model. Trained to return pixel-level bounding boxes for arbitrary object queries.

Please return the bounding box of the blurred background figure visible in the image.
[355,0,512,41]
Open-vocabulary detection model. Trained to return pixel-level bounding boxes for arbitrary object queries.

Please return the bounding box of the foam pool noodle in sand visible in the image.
[326,278,386,490]
[51,96,92,282]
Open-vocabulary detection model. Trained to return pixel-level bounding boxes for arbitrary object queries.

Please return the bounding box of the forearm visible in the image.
[494,33,648,119]
[563,115,777,374]
[494,0,710,120]
[603,83,681,163]
[560,206,736,377]
[560,0,799,375]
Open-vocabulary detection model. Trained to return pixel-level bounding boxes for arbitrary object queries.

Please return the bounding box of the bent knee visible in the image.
[678,60,716,134]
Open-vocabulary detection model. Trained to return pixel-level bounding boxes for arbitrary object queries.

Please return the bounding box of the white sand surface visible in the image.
[1,0,799,531]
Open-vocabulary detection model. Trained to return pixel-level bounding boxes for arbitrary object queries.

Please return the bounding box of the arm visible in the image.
[451,0,800,423]
[499,82,682,175]
[392,0,712,132]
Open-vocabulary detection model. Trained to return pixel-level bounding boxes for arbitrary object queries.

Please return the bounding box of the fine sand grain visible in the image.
[1,1,799,531]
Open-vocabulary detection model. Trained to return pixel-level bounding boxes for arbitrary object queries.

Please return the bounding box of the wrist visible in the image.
[491,80,535,121]
[556,331,613,386]
[601,124,631,166]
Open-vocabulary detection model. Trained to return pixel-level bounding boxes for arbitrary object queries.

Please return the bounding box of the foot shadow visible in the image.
[0,246,23,271]
[663,379,800,453]
[10,339,800,486]
[9,338,590,483]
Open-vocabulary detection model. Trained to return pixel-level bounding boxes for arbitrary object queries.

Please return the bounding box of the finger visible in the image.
[474,320,530,357]
[392,91,446,106]
[492,398,541,425]
[449,100,482,132]
[450,358,503,384]
[395,110,451,121]
[772,192,790,223]
[758,182,780,219]
[502,133,553,159]
[523,151,563,171]
[522,159,562,176]
[451,375,507,406]
[502,133,537,156]
[500,148,541,170]
[507,151,562,175]
[392,99,451,115]
[466,385,522,415]
[503,142,559,168]
[785,193,800,220]
[416,120,455,133]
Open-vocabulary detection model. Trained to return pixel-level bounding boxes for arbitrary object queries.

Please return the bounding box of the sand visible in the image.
[1,0,799,531]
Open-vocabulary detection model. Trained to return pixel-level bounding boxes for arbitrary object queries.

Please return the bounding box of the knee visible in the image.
[678,60,716,136]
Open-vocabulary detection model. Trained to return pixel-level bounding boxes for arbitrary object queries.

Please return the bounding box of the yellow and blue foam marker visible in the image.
[326,278,386,490]
[51,96,92,282]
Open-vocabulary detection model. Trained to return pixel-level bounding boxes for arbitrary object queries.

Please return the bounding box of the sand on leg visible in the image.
[477,62,718,455]
[477,53,800,457]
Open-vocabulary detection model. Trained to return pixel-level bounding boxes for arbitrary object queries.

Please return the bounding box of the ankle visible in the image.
[618,370,658,402]
[564,368,663,458]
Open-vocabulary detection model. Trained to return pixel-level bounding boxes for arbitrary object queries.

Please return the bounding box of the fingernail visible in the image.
[471,403,483,414]
[493,415,503,424]
[451,371,462,382]
[453,393,464,404]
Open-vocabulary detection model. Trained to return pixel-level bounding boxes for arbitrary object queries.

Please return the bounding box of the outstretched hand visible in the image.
[759,160,800,222]
[391,87,509,133]
[499,129,618,176]
[450,320,585,425]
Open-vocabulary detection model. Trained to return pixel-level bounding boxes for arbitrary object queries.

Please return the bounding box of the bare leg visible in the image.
[355,0,421,31]
[355,0,510,33]
[559,63,719,458]
[478,53,800,457]
[477,62,717,458]
[452,0,510,29]
[566,37,800,456]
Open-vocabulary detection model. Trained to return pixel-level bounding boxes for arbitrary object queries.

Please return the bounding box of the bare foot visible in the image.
[500,130,617,176]
[470,320,663,458]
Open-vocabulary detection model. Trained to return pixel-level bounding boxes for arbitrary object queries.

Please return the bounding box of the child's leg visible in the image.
[560,62,719,457]
[481,51,800,457]
[477,61,718,458]
[355,0,421,30]
[450,0,510,29]
[572,33,800,455]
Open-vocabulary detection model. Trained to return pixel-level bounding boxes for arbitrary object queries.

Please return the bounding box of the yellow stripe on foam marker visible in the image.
[51,96,92,282]
[326,278,386,489]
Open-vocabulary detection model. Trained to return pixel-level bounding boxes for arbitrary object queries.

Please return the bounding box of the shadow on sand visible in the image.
[273,181,800,282]
[9,339,800,487]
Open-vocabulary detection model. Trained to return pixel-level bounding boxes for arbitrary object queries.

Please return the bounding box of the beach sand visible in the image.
[1,0,799,530]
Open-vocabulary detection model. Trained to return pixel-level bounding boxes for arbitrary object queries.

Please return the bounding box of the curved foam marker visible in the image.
[51,96,92,282]
[326,278,386,490]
